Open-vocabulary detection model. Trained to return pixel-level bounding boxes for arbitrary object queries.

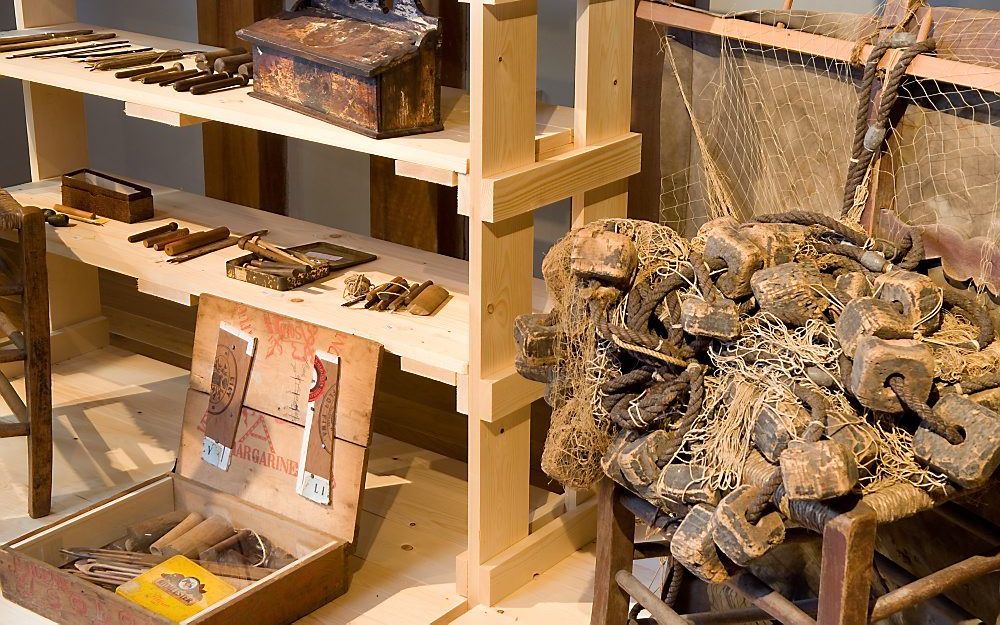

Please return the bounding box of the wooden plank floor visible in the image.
[0,347,624,625]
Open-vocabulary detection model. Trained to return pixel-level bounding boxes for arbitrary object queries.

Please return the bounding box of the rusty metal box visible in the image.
[237,0,442,139]
[61,169,154,223]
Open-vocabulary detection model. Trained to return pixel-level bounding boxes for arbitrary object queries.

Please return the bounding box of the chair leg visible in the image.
[26,384,52,519]
[591,478,635,625]
[816,503,877,625]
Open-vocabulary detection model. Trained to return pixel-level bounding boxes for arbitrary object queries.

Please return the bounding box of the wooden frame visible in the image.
[3,0,642,610]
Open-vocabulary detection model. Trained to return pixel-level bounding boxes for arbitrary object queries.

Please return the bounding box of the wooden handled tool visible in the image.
[238,236,310,267]
[114,64,164,79]
[374,281,409,311]
[390,280,433,311]
[0,29,93,46]
[237,62,254,79]
[153,229,194,251]
[214,52,252,74]
[125,510,189,552]
[174,71,228,92]
[365,277,407,309]
[190,74,248,95]
[12,40,128,59]
[128,222,178,243]
[144,228,189,248]
[156,68,205,86]
[408,284,449,316]
[92,49,185,71]
[248,259,306,276]
[199,529,253,562]
[165,227,231,256]
[195,46,246,70]
[165,229,267,263]
[53,204,96,220]
[73,46,152,60]
[0,32,116,53]
[136,62,184,83]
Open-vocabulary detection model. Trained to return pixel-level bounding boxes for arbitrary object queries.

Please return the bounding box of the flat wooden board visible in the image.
[190,295,381,443]
[0,24,574,174]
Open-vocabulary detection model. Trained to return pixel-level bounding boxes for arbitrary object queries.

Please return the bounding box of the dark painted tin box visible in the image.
[238,0,442,139]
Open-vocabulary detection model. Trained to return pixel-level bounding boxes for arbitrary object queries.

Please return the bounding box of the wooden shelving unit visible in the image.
[3,0,641,611]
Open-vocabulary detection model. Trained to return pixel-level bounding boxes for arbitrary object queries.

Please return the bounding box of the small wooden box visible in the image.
[61,169,154,223]
[238,0,442,139]
[0,295,383,625]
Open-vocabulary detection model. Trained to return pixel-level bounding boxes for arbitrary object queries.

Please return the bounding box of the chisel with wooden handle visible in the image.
[0,32,116,53]
[195,46,246,70]
[214,52,252,74]
[0,29,93,46]
[165,229,267,263]
[72,46,152,60]
[190,73,248,95]
[128,222,178,243]
[144,228,190,248]
[114,65,164,79]
[11,40,128,59]
[153,229,195,251]
[165,227,230,256]
[134,62,184,83]
[91,49,186,71]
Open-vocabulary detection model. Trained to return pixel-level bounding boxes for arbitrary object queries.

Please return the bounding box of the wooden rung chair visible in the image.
[0,190,52,519]
[591,479,1000,625]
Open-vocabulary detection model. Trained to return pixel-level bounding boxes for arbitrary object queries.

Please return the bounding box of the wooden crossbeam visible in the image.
[637,2,1000,94]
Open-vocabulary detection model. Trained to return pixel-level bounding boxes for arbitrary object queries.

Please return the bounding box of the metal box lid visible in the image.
[238,0,438,78]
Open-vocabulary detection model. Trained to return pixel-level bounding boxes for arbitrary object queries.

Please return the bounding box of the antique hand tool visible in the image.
[149,228,192,250]
[195,46,246,71]
[0,29,93,46]
[238,235,310,268]
[10,40,129,59]
[366,277,407,309]
[213,52,252,74]
[165,229,267,263]
[174,71,227,92]
[395,280,433,310]
[248,259,306,277]
[237,62,254,80]
[91,48,188,71]
[69,46,152,60]
[408,284,449,315]
[153,68,205,86]
[0,31,116,53]
[115,64,164,80]
[190,73,249,96]
[135,62,184,83]
[165,227,231,256]
[53,203,105,226]
[128,222,178,243]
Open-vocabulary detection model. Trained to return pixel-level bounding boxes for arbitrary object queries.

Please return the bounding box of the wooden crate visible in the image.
[0,294,383,624]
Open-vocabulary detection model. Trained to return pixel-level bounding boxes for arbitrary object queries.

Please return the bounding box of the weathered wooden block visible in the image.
[874,270,941,334]
[837,297,912,358]
[619,430,672,486]
[670,504,731,583]
[750,263,828,326]
[970,387,1000,413]
[600,432,635,486]
[849,336,934,413]
[835,271,872,301]
[514,313,559,367]
[780,439,859,500]
[654,464,720,506]
[703,220,763,298]
[914,394,1000,488]
[752,400,812,463]
[570,228,638,287]
[680,297,741,340]
[826,409,878,465]
[712,485,786,566]
[739,223,809,266]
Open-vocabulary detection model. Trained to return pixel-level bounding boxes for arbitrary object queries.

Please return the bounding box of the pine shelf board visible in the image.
[0,23,575,175]
[8,178,547,379]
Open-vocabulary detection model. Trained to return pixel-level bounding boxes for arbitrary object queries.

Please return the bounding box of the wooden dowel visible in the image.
[149,512,203,555]
[401,280,433,307]
[125,510,190,552]
[199,529,253,562]
[174,71,227,92]
[190,74,248,95]
[0,32,116,53]
[165,227,230,256]
[0,30,93,46]
[153,229,195,251]
[143,227,189,248]
[161,515,234,558]
[364,277,405,309]
[156,68,205,86]
[128,222,177,243]
[214,52,252,74]
[137,63,185,83]
[114,65,163,79]
[53,204,96,220]
[195,46,246,70]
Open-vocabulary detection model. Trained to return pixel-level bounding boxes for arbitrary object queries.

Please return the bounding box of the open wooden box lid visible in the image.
[175,295,382,542]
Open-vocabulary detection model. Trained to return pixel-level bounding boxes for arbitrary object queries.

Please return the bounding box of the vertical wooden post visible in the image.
[572,0,635,228]
[197,0,287,214]
[14,0,110,364]
[467,0,538,605]
[816,504,877,625]
[590,479,635,625]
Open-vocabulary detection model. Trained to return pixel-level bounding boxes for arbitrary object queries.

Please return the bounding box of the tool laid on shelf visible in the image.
[9,40,130,59]
[0,29,93,46]
[341,274,449,316]
[228,235,376,290]
[0,31,116,54]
